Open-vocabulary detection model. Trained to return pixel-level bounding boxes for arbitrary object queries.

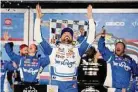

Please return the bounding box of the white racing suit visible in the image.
[34,18,95,92]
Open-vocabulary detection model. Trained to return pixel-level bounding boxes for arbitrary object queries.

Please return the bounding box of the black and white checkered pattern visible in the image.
[50,19,88,35]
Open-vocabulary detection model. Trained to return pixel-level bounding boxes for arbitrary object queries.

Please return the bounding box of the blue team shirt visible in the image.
[19,56,50,82]
[5,42,50,83]
[98,37,138,89]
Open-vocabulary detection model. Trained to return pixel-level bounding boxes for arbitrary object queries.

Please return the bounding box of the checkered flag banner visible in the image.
[49,19,88,45]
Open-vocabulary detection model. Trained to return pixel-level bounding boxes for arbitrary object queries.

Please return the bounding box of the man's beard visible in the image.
[115,50,124,56]
[21,53,28,56]
[62,38,72,44]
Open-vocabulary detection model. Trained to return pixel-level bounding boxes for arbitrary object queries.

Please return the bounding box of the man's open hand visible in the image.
[36,4,43,18]
[87,5,93,19]
[3,31,10,41]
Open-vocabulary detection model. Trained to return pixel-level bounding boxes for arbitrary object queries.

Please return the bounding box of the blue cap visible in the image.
[61,27,73,38]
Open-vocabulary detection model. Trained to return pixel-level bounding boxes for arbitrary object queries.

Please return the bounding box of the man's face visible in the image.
[20,47,28,56]
[61,32,73,44]
[29,44,37,54]
[115,43,125,56]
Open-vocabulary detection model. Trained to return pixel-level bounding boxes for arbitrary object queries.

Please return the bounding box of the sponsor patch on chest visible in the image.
[56,47,75,59]
[24,59,38,67]
[113,61,131,71]
[55,59,76,68]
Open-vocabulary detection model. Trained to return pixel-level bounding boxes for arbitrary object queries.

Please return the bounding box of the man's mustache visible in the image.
[65,36,70,39]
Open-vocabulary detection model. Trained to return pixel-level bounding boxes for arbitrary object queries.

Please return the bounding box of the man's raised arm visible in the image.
[3,32,21,65]
[98,30,113,62]
[78,5,95,57]
[86,5,95,44]
[34,4,52,55]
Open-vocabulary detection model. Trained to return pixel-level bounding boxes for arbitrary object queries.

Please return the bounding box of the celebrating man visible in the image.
[34,4,95,92]
[4,32,50,85]
[98,30,138,92]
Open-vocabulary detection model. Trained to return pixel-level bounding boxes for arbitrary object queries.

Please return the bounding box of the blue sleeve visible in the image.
[39,37,53,55]
[4,42,21,64]
[77,36,81,43]
[98,37,113,62]
[130,59,138,76]
[78,39,89,57]
[130,81,136,92]
[39,56,50,68]
[4,61,15,71]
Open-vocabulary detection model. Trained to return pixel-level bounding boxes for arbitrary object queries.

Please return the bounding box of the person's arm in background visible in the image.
[98,30,113,62]
[78,5,96,57]
[34,4,52,55]
[3,32,21,64]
